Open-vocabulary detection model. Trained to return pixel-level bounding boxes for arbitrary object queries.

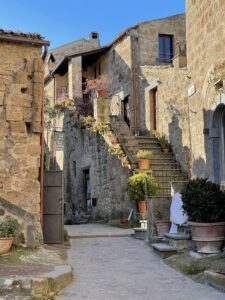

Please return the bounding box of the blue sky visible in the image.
[1,1,185,49]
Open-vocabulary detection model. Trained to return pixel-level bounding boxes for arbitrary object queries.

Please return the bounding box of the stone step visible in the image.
[151,169,183,176]
[151,153,174,159]
[150,162,179,170]
[151,243,177,258]
[164,233,193,251]
[154,175,186,182]
[138,145,162,150]
[136,136,157,140]
[133,228,147,240]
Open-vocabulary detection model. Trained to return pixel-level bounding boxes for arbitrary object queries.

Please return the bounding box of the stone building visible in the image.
[142,0,225,181]
[0,29,49,246]
[45,14,186,222]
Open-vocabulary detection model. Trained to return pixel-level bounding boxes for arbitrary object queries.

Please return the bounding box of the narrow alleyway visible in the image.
[57,225,225,300]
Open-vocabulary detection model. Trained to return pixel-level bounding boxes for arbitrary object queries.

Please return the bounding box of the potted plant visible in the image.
[0,218,20,255]
[181,178,225,254]
[159,134,172,153]
[85,75,112,98]
[154,211,171,237]
[127,172,158,216]
[136,150,152,170]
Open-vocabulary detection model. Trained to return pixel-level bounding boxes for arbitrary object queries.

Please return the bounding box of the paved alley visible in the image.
[57,225,225,300]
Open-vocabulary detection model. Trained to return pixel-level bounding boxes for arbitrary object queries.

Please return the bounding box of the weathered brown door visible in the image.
[43,171,64,243]
[149,89,157,130]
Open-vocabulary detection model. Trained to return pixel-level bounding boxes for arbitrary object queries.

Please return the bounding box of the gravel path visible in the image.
[58,227,225,300]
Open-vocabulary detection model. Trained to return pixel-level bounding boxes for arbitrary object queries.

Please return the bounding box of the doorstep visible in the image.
[0,264,73,299]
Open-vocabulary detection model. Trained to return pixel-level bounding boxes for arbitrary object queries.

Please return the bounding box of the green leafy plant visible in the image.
[127,172,158,202]
[136,150,152,160]
[151,130,161,139]
[64,228,70,242]
[90,122,109,136]
[0,219,20,238]
[159,134,172,149]
[181,178,225,222]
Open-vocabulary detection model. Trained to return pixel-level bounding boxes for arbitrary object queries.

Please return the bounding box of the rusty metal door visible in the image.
[43,171,64,243]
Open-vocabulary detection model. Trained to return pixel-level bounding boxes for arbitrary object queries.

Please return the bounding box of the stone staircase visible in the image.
[136,136,187,196]
[151,225,193,258]
[110,117,187,197]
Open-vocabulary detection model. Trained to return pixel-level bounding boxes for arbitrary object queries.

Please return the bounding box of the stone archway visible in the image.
[209,93,225,183]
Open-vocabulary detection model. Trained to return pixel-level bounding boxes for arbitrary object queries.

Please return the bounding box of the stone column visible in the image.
[68,56,82,101]
[94,97,110,123]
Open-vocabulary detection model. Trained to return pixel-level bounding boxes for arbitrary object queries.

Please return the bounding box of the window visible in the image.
[158,34,173,64]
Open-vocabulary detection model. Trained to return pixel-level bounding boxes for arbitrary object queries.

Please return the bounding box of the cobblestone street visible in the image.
[57,225,225,300]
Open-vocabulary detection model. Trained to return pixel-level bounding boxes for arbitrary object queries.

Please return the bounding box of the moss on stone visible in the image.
[164,251,225,282]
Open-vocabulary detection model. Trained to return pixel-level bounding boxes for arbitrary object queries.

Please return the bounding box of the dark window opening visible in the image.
[123,96,130,128]
[21,87,28,94]
[159,34,173,64]
[91,32,98,39]
[26,122,31,134]
[73,161,76,177]
[98,63,101,76]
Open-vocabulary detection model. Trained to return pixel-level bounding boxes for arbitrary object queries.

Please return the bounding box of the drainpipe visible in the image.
[130,31,139,135]
[131,34,137,135]
[187,95,193,179]
[40,72,45,227]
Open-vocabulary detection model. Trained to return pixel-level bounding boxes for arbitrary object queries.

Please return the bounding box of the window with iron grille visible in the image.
[158,34,173,64]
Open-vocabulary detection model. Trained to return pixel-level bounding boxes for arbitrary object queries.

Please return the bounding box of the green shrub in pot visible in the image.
[127,172,158,202]
[181,178,225,254]
[181,178,225,223]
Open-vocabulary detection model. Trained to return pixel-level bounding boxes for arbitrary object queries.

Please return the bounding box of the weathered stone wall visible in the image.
[184,0,225,178]
[140,65,190,173]
[0,41,44,245]
[63,118,132,222]
[85,15,186,134]
[138,14,186,66]
[85,35,132,119]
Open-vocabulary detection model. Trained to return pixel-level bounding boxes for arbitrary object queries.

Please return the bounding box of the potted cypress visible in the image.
[0,218,20,255]
[127,172,158,215]
[181,178,225,254]
[136,150,152,170]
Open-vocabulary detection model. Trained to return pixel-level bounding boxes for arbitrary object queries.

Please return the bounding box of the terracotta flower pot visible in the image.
[188,221,225,254]
[138,200,147,215]
[155,220,171,237]
[138,159,150,170]
[0,237,13,255]
[163,148,170,154]
[97,90,106,97]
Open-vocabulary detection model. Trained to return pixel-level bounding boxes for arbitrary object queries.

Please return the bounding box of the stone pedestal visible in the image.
[94,97,110,123]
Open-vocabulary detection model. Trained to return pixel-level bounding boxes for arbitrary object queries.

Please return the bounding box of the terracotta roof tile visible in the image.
[0,29,44,40]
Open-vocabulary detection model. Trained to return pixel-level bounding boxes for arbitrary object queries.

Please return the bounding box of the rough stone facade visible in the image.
[140,65,190,173]
[0,33,48,246]
[44,14,187,221]
[64,120,132,222]
[84,14,186,134]
[185,0,225,180]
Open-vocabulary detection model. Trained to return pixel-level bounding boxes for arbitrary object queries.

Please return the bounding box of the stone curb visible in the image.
[0,265,73,299]
[70,233,134,239]
[205,270,225,292]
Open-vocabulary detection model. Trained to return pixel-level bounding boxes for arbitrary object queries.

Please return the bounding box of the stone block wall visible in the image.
[185,0,225,178]
[141,65,191,173]
[0,41,44,245]
[138,14,186,66]
[63,118,133,222]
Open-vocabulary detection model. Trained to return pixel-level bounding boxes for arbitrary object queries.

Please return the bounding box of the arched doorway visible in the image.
[210,100,225,183]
